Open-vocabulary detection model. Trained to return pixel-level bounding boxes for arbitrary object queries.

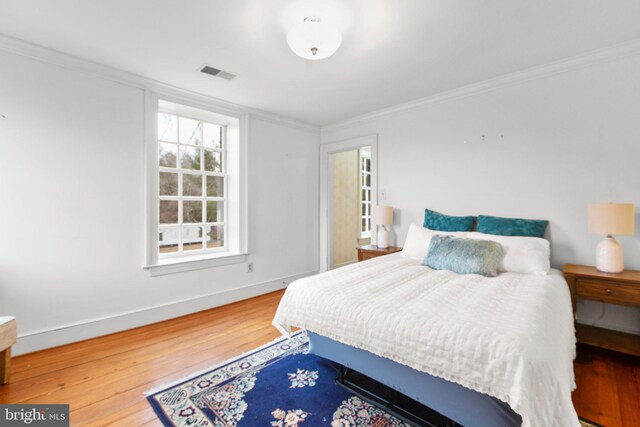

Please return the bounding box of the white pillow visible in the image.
[401,224,469,260]
[467,232,550,275]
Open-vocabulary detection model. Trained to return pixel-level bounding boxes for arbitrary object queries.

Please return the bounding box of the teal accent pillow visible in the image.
[423,209,476,232]
[477,215,548,238]
[424,235,504,277]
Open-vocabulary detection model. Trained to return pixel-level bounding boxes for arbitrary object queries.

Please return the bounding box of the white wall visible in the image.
[322,53,640,334]
[0,50,319,354]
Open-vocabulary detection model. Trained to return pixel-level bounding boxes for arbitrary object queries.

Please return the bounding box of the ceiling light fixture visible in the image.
[286,17,342,60]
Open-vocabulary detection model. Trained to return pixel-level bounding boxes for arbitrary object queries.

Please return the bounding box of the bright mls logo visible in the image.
[0,405,69,426]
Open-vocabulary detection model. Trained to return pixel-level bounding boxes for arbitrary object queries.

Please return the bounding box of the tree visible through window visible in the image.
[157,112,226,256]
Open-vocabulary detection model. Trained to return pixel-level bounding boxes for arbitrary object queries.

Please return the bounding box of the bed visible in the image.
[273,249,580,426]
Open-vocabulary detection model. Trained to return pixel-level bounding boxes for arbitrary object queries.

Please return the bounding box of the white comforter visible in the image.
[273,254,579,427]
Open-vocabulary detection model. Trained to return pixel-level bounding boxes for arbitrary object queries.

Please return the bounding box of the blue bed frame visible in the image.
[308,331,521,427]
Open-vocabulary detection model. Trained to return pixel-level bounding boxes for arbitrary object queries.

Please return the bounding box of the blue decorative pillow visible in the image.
[423,209,476,232]
[424,235,503,277]
[477,215,548,238]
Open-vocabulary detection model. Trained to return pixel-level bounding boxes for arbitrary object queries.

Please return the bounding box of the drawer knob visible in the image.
[605,288,613,294]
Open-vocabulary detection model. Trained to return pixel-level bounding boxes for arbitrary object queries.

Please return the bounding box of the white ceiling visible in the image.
[1,0,640,126]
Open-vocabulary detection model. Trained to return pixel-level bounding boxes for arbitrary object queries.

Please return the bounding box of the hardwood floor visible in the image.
[1,290,638,426]
[573,346,640,427]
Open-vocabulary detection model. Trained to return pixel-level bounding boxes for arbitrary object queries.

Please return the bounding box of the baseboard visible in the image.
[14,271,316,355]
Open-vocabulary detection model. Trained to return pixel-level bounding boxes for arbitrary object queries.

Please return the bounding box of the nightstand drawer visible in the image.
[576,279,640,307]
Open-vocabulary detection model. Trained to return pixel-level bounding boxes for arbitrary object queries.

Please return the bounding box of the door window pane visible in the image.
[159,172,178,196]
[183,174,202,197]
[179,117,202,145]
[183,200,202,223]
[182,226,203,251]
[206,225,224,248]
[206,201,224,223]
[158,113,177,142]
[204,150,222,172]
[206,176,224,197]
[159,227,179,253]
[160,200,179,224]
[159,142,177,167]
[180,146,201,170]
[203,123,222,149]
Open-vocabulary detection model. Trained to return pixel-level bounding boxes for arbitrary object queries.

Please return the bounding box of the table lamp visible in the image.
[375,205,393,249]
[588,203,635,273]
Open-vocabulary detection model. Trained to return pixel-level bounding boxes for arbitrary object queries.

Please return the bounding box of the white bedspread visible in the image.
[273,254,579,427]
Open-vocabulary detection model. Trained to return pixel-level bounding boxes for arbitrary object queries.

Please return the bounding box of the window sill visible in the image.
[144,252,248,277]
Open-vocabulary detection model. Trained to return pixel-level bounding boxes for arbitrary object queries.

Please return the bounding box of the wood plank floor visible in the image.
[1,290,638,426]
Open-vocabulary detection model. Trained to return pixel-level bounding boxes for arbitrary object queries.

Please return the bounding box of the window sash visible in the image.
[157,110,228,258]
[360,149,372,238]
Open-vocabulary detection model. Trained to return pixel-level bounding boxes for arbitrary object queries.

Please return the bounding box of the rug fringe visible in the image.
[144,331,305,396]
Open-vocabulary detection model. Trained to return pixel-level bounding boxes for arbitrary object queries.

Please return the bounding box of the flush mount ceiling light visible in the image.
[286,17,342,60]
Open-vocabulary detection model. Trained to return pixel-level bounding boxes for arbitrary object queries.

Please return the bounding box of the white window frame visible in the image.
[144,90,248,276]
[157,110,228,258]
[359,148,372,239]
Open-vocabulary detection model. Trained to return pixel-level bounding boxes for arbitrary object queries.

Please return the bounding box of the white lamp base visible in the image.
[377,227,389,249]
[596,235,624,273]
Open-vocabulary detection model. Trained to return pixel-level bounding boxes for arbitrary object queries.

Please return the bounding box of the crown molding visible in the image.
[322,38,640,133]
[0,33,320,134]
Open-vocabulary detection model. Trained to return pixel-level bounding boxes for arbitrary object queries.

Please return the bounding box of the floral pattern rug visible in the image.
[146,331,409,426]
[147,332,602,427]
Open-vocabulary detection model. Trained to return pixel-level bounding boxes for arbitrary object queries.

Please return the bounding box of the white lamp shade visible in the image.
[375,205,393,226]
[588,203,635,236]
[286,20,342,60]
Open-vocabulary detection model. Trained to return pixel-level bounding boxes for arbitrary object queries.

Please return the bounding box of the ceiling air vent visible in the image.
[200,65,236,80]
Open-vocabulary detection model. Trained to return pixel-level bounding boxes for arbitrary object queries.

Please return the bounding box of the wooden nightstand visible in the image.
[357,245,402,262]
[563,264,640,356]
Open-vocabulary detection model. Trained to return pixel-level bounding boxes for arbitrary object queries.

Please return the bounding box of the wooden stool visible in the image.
[0,316,16,384]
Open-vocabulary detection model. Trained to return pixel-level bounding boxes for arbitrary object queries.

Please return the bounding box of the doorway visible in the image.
[331,147,372,268]
[319,135,378,272]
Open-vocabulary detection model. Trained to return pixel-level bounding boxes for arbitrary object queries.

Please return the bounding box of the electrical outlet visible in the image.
[380,188,387,200]
[247,262,254,273]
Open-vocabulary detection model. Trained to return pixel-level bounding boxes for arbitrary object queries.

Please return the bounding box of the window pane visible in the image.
[183,200,202,223]
[159,142,177,168]
[206,201,224,223]
[179,117,202,145]
[362,189,366,201]
[206,176,224,197]
[362,203,366,216]
[203,123,222,149]
[159,172,178,196]
[204,150,222,172]
[159,200,178,224]
[182,173,202,197]
[158,113,177,142]
[206,225,224,248]
[182,226,203,251]
[180,146,201,170]
[366,174,371,187]
[362,218,366,232]
[366,158,370,171]
[159,227,179,253]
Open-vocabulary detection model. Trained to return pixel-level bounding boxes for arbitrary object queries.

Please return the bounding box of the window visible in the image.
[359,147,371,238]
[146,94,246,274]
[157,112,226,256]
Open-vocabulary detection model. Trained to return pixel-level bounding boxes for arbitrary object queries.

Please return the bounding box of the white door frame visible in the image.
[319,134,378,272]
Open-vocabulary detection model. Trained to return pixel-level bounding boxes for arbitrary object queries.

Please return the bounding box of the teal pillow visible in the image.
[423,209,476,232]
[477,215,548,238]
[424,235,503,277]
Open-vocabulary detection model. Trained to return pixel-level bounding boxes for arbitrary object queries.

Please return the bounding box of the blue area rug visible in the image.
[146,331,409,426]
